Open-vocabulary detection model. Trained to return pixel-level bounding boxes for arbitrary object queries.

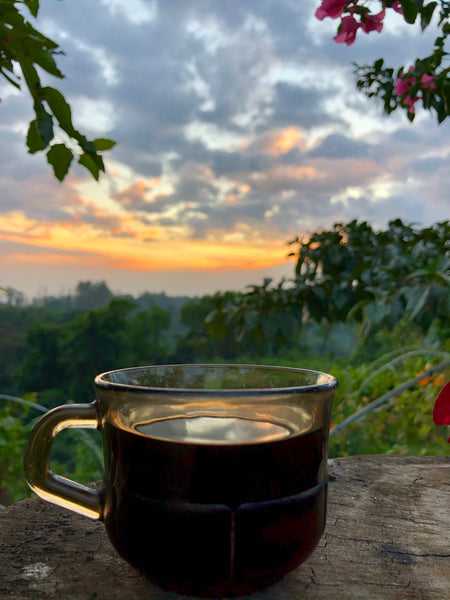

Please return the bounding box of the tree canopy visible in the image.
[205,219,450,352]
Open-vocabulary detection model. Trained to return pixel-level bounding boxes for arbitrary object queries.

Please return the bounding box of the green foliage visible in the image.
[17,322,67,392]
[329,352,450,457]
[0,401,33,502]
[0,394,103,503]
[0,1,115,180]
[290,219,449,336]
[51,428,103,485]
[128,307,172,364]
[206,219,449,353]
[205,281,300,358]
[63,298,137,402]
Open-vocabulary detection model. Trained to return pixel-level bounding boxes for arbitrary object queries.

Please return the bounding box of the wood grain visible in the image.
[0,455,448,600]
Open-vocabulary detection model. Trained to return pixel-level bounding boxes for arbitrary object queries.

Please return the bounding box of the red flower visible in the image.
[316,0,349,20]
[333,15,361,45]
[361,9,385,33]
[433,381,450,442]
[391,0,403,14]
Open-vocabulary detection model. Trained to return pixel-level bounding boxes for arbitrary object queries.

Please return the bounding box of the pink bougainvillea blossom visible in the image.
[361,9,385,33]
[395,67,436,114]
[394,78,411,97]
[391,0,403,14]
[334,15,361,45]
[433,381,450,442]
[421,73,436,89]
[315,0,349,20]
[403,94,420,113]
[395,68,414,96]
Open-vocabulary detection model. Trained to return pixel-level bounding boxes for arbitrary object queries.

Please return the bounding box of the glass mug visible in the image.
[24,364,337,596]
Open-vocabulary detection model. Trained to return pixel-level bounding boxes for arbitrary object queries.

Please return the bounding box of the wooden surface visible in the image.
[0,455,449,600]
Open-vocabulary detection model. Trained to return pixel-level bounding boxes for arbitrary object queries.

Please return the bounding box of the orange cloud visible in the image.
[271,128,302,154]
[0,211,290,274]
[249,128,303,156]
[223,194,238,204]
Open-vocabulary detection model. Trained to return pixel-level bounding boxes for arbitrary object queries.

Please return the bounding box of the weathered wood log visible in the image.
[0,456,448,600]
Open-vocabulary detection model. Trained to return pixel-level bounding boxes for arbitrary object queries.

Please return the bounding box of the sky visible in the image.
[0,0,449,300]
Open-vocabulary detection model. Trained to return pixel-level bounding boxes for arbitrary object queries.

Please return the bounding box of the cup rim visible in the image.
[95,363,338,396]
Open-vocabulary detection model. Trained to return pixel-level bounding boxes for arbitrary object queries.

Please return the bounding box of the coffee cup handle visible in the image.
[23,402,103,520]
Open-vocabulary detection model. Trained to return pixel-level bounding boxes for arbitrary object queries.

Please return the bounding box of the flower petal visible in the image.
[433,381,450,433]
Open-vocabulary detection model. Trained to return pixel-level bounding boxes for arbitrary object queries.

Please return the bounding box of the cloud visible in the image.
[308,133,371,159]
[0,0,448,298]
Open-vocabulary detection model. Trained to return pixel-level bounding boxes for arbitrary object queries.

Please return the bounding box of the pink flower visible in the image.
[395,76,413,97]
[361,9,385,33]
[333,15,361,45]
[395,68,436,114]
[391,0,403,14]
[395,67,416,111]
[433,381,450,442]
[403,94,419,113]
[421,73,436,89]
[316,0,349,20]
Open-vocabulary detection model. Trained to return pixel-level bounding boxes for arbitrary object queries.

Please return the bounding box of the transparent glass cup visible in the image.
[24,364,337,596]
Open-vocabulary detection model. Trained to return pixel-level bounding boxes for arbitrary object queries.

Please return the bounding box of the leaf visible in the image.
[18,58,41,100]
[346,298,371,322]
[409,287,431,320]
[32,49,64,79]
[374,58,384,71]
[24,0,40,18]
[93,138,116,151]
[46,144,73,181]
[43,87,74,135]
[34,101,54,146]
[74,134,97,155]
[26,119,45,153]
[420,2,438,30]
[401,0,419,24]
[78,152,102,180]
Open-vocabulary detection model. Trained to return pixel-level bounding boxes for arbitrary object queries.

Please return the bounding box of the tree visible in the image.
[73,281,114,312]
[205,220,450,351]
[0,0,115,180]
[288,219,450,337]
[129,307,172,365]
[17,321,67,392]
[63,298,135,402]
[315,0,450,122]
[205,282,300,357]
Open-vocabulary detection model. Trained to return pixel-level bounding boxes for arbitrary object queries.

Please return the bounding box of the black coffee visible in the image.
[102,415,327,596]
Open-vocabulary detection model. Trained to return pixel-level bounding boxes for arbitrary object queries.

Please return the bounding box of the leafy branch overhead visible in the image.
[0,0,115,180]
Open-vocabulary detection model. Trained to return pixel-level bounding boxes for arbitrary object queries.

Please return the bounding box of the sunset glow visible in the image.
[0,0,447,299]
[0,210,290,273]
